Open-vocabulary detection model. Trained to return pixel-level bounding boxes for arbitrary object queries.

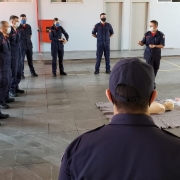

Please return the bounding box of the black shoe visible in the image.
[53,73,57,77]
[31,72,38,77]
[60,71,67,76]
[5,98,15,103]
[0,104,9,109]
[21,75,25,79]
[94,71,99,74]
[16,89,25,94]
[154,82,156,89]
[0,112,9,119]
[105,70,111,74]
[9,92,18,97]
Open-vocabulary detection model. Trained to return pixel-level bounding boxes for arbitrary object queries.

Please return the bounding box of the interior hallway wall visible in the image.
[0,1,38,52]
[0,0,180,52]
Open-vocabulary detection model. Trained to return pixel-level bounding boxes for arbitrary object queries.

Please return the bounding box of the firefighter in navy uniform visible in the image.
[9,15,24,97]
[0,21,12,119]
[49,18,69,77]
[18,14,38,78]
[138,20,165,77]
[92,13,114,74]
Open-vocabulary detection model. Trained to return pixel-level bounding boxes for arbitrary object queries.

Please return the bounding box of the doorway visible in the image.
[105,2,123,51]
[130,2,149,50]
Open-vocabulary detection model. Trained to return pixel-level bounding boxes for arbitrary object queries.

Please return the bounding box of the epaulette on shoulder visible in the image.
[95,23,101,27]
[158,31,164,36]
[84,125,106,135]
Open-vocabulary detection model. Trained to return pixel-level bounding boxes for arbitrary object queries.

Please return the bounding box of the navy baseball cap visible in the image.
[109,58,155,102]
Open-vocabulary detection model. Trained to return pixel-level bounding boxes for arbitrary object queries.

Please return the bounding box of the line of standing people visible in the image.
[0,14,38,120]
[0,14,165,120]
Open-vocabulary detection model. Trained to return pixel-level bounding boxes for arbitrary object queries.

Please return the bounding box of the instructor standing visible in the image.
[92,13,114,74]
[138,20,165,77]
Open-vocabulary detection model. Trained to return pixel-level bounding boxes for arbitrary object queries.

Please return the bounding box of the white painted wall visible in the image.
[38,0,104,52]
[0,1,38,52]
[0,0,180,52]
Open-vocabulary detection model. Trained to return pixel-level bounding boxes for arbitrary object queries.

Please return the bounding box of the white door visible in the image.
[130,2,148,50]
[106,2,123,51]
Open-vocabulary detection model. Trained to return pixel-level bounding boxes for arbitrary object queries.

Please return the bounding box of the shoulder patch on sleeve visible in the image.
[159,31,164,36]
[95,23,100,27]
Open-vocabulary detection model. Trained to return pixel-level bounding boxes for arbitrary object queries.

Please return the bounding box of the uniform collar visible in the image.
[0,31,6,39]
[20,24,26,28]
[110,113,157,127]
[148,30,159,37]
[11,26,16,32]
[0,31,3,38]
[100,22,106,25]
[53,25,60,29]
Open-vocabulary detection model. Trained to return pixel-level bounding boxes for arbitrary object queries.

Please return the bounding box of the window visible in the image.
[158,0,180,2]
[0,0,31,2]
[51,0,83,2]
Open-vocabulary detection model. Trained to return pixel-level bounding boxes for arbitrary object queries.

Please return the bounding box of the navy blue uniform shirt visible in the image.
[141,30,165,60]
[92,22,114,46]
[18,24,32,50]
[9,27,21,55]
[59,114,180,180]
[0,32,11,67]
[49,26,69,51]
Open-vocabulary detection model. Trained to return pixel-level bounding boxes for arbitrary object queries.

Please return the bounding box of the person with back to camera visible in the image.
[59,58,180,180]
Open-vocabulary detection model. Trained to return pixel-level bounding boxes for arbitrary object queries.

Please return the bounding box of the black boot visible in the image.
[105,70,111,74]
[16,89,25,94]
[31,72,38,77]
[9,92,18,97]
[94,71,99,74]
[21,74,25,79]
[5,98,15,103]
[0,104,10,109]
[0,112,9,119]
[60,71,67,76]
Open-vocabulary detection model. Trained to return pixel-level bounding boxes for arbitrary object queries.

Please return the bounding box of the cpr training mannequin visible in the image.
[148,90,174,114]
[149,101,174,115]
